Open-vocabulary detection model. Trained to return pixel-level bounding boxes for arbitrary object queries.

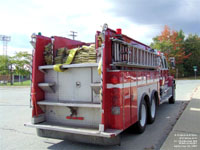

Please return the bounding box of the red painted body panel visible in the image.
[123,86,131,128]
[108,72,124,129]
[53,36,86,50]
[32,36,51,117]
[101,33,112,129]
[130,72,138,124]
[100,28,162,130]
[106,70,159,130]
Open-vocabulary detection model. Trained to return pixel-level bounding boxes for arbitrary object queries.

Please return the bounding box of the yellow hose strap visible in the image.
[65,48,78,64]
[53,48,78,72]
[98,59,102,75]
[99,89,102,100]
[53,64,64,72]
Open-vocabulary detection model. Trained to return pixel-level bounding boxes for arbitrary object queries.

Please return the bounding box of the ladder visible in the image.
[110,38,159,69]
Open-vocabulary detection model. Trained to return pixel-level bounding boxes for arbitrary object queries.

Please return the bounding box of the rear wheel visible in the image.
[148,95,156,124]
[169,83,175,104]
[135,99,147,133]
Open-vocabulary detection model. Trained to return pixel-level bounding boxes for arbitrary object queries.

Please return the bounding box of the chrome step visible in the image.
[91,83,101,94]
[38,82,55,93]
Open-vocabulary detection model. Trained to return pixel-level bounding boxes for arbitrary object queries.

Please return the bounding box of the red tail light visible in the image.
[111,76,118,84]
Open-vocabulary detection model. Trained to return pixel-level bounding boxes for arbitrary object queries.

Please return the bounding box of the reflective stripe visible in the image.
[107,79,159,89]
[138,80,146,85]
[107,84,123,89]
[124,95,130,99]
[147,79,153,83]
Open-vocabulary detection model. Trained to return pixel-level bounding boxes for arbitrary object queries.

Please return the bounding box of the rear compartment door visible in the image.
[58,68,92,102]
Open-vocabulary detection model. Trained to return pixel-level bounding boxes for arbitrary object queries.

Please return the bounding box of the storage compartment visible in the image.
[36,63,101,128]
[40,64,100,103]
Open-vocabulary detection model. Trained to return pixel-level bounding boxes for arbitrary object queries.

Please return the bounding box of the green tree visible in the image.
[0,55,10,75]
[183,34,200,77]
[151,25,191,77]
[11,51,31,83]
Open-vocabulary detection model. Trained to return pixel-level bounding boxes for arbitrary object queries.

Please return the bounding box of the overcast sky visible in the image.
[0,0,199,55]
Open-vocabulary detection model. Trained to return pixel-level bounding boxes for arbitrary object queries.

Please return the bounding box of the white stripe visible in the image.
[107,84,123,89]
[124,82,130,88]
[130,82,137,86]
[124,95,130,99]
[147,79,153,83]
[138,80,146,85]
[107,81,137,89]
[107,78,159,89]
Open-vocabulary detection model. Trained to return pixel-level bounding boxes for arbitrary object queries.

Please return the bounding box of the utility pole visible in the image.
[69,31,77,40]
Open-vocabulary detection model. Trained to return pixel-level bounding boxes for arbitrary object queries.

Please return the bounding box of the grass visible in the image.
[0,80,31,86]
[177,76,200,80]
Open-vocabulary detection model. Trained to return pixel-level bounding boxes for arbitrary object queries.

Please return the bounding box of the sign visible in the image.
[193,66,197,69]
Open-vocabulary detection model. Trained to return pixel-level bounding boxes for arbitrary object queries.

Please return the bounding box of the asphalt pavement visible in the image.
[0,80,200,150]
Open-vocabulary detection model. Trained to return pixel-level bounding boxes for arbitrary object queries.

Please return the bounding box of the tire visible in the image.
[148,95,157,124]
[169,84,175,104]
[135,99,147,133]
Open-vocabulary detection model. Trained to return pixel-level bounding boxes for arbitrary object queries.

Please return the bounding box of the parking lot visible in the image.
[1,80,200,150]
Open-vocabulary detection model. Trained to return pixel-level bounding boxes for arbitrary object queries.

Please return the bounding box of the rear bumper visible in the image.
[25,122,122,138]
[25,122,122,145]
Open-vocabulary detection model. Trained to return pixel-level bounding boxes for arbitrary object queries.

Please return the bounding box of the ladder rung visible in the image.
[111,38,158,69]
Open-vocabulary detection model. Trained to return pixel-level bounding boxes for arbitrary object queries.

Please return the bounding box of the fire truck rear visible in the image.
[25,24,176,145]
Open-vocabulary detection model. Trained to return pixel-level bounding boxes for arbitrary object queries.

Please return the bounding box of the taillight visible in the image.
[111,76,118,84]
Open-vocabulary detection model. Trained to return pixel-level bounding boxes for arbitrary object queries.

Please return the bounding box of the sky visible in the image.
[0,0,199,56]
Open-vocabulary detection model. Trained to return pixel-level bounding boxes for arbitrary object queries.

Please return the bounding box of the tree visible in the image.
[0,55,10,75]
[11,51,31,83]
[183,34,200,77]
[151,25,191,77]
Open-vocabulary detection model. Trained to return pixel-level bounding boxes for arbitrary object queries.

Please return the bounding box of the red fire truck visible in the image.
[25,24,175,145]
